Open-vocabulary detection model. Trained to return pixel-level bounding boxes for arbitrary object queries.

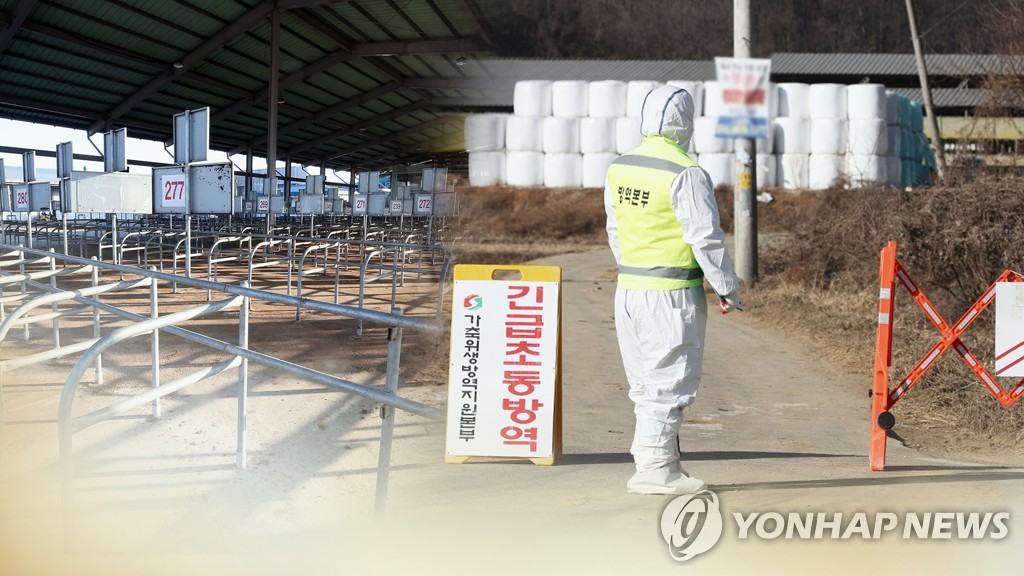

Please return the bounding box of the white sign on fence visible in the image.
[14,186,29,210]
[160,174,186,208]
[352,195,368,215]
[414,193,433,215]
[714,57,772,139]
[996,282,1024,377]
[257,197,270,212]
[390,200,403,213]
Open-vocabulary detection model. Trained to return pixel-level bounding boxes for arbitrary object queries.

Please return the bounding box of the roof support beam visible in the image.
[351,38,483,56]
[290,8,399,81]
[323,116,450,162]
[289,100,433,155]
[269,80,403,142]
[228,86,423,156]
[211,50,355,125]
[402,77,484,90]
[0,0,38,56]
[0,94,182,137]
[18,19,163,69]
[0,94,101,122]
[354,152,429,171]
[88,0,278,134]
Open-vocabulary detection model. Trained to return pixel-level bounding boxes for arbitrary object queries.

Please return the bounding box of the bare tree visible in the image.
[490,0,1003,58]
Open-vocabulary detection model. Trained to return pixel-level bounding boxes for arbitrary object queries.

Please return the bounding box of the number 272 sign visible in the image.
[161,174,186,208]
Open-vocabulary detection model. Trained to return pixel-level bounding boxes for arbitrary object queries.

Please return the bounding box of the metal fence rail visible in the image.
[0,241,447,546]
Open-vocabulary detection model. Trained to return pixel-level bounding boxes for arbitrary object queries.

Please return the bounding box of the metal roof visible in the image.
[771,52,1021,78]
[890,87,987,109]
[0,0,511,170]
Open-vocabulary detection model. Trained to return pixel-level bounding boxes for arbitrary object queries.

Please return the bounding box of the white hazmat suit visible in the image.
[604,86,741,494]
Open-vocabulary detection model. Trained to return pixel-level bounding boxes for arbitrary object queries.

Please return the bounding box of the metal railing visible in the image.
[0,242,446,546]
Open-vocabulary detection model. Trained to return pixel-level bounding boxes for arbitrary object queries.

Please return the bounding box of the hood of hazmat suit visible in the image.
[639,86,695,152]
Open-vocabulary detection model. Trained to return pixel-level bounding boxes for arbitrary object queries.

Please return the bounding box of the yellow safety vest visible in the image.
[607,136,704,290]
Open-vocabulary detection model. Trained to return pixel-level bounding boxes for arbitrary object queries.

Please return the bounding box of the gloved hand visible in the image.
[718,290,742,314]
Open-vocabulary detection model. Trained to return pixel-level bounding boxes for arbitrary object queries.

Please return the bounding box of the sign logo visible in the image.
[660,490,723,562]
[463,294,482,310]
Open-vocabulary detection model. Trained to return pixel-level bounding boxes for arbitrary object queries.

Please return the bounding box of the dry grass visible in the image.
[441,181,1024,456]
[741,179,1024,455]
[450,185,608,264]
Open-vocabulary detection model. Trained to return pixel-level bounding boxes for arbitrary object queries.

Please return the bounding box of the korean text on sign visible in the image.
[501,285,547,452]
[459,313,481,441]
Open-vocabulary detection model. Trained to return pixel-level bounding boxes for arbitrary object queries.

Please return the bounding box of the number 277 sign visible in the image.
[161,174,186,208]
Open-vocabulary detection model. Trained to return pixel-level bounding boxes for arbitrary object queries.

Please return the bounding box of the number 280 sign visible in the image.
[161,174,186,208]
[14,186,29,210]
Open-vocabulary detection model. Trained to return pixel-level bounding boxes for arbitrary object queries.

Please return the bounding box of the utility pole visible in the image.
[905,0,947,180]
[733,0,757,284]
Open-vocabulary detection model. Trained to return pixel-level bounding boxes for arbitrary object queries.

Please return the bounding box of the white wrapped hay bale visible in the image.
[777,154,810,189]
[666,80,704,118]
[542,117,580,153]
[468,151,505,187]
[848,154,887,187]
[514,81,553,117]
[847,84,887,120]
[582,153,618,188]
[552,80,589,118]
[505,151,544,187]
[885,91,900,125]
[693,117,731,154]
[702,81,722,117]
[809,154,846,190]
[810,117,847,155]
[886,156,901,187]
[848,118,888,155]
[464,114,507,152]
[756,154,777,188]
[505,115,544,152]
[627,80,664,118]
[580,117,617,154]
[700,153,734,187]
[773,117,810,154]
[616,116,642,154]
[588,80,627,118]
[766,82,780,119]
[757,123,774,154]
[809,83,848,119]
[886,126,901,158]
[544,153,583,188]
[777,83,810,118]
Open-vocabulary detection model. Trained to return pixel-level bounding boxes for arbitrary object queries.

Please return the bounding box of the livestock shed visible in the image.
[0,0,511,176]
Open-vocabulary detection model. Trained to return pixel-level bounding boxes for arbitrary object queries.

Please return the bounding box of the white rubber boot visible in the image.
[627,463,706,495]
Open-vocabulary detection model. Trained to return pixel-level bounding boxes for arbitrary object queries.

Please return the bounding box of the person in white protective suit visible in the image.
[604,85,741,495]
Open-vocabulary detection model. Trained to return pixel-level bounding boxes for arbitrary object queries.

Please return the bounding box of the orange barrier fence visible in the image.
[870,241,1024,471]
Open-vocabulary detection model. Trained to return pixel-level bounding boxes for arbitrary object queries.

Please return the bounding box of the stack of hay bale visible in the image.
[466,79,936,190]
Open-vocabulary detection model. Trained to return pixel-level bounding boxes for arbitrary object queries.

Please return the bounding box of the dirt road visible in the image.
[1,249,1021,575]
